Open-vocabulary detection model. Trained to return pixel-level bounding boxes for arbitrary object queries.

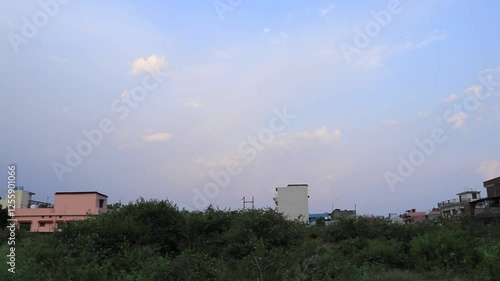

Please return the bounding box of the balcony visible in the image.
[438,198,472,208]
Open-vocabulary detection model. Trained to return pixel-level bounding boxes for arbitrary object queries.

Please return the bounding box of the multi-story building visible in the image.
[331,208,356,220]
[274,184,309,223]
[438,189,481,218]
[401,209,427,224]
[14,191,108,232]
[466,177,500,221]
[0,186,40,209]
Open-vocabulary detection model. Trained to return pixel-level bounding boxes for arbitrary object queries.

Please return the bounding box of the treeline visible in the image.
[1,199,500,281]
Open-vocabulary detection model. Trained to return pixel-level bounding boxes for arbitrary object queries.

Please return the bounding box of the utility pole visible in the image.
[242,196,255,210]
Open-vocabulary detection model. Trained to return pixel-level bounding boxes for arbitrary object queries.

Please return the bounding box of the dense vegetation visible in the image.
[1,199,500,281]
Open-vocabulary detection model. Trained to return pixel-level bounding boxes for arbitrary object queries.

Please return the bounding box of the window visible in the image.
[19,223,31,231]
[56,222,66,229]
[39,222,45,227]
[472,193,477,199]
[99,199,106,208]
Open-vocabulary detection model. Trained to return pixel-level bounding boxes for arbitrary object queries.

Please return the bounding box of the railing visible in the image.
[438,198,472,208]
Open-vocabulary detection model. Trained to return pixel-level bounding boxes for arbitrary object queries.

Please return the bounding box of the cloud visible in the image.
[412,30,448,49]
[381,119,402,128]
[181,98,203,108]
[449,112,467,129]
[476,160,500,180]
[130,55,167,76]
[465,84,482,95]
[299,126,341,140]
[394,30,448,53]
[319,4,335,16]
[443,94,458,103]
[142,132,172,142]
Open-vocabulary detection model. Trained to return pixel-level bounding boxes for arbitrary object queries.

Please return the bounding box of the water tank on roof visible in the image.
[30,204,39,209]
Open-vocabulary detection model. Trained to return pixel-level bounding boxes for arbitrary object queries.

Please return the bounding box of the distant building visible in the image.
[388,213,403,224]
[438,189,481,218]
[14,191,108,232]
[274,184,309,223]
[0,186,39,209]
[331,208,356,220]
[484,176,500,198]
[466,177,500,221]
[401,209,426,224]
[309,213,332,225]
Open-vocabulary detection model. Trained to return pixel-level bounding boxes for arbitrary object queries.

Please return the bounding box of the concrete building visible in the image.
[465,177,500,221]
[331,209,356,220]
[438,189,481,218]
[401,209,427,224]
[274,184,309,223]
[0,186,39,209]
[484,176,500,198]
[15,191,108,232]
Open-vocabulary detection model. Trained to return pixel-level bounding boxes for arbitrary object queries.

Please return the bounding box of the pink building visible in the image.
[401,209,427,224]
[15,191,108,232]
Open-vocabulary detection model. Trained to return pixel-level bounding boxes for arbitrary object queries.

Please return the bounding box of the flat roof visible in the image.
[55,191,108,197]
[456,191,481,195]
[287,184,308,187]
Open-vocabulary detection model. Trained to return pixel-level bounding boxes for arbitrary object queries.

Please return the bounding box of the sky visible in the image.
[1,0,500,216]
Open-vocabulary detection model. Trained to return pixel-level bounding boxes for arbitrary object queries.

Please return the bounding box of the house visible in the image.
[438,189,481,218]
[465,177,500,222]
[273,184,309,223]
[14,191,108,232]
[309,213,332,225]
[331,208,356,220]
[0,186,39,209]
[401,209,426,224]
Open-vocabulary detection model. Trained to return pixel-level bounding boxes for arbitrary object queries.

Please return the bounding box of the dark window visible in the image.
[59,215,62,218]
[472,193,477,199]
[56,222,66,229]
[49,216,52,218]
[99,199,105,208]
[19,223,31,231]
[39,222,45,227]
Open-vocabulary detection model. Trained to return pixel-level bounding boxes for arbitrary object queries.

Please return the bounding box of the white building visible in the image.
[0,186,35,209]
[273,184,309,223]
[438,189,481,218]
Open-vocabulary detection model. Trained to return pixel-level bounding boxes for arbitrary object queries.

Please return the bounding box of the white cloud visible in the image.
[450,112,467,129]
[412,30,448,49]
[142,132,172,142]
[476,160,500,180]
[319,4,335,16]
[394,30,448,53]
[465,84,482,95]
[299,126,341,140]
[381,119,402,128]
[181,98,203,108]
[443,94,458,103]
[130,55,167,76]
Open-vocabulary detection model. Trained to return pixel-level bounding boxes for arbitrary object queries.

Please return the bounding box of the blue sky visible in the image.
[1,0,500,215]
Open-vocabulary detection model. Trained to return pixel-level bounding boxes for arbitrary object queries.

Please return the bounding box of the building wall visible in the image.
[54,193,108,215]
[14,192,108,232]
[276,184,309,223]
[484,177,500,198]
[0,189,34,209]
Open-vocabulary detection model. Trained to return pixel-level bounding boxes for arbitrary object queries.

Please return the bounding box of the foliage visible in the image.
[2,199,500,281]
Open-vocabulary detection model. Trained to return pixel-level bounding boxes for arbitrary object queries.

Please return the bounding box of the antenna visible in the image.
[242,196,255,210]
